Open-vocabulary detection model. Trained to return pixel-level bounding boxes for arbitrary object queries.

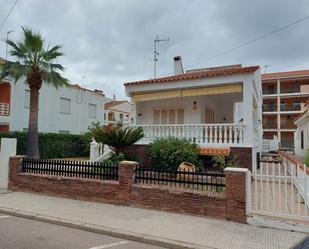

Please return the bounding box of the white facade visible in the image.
[0,79,111,134]
[104,101,134,125]
[125,64,263,149]
[295,103,309,158]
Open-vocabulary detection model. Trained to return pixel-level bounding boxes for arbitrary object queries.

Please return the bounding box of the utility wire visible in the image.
[188,14,309,68]
[0,0,18,32]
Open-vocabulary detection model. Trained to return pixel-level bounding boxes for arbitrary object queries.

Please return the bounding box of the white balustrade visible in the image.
[0,103,9,116]
[126,124,245,146]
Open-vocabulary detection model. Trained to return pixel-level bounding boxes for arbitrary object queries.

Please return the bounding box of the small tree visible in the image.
[92,123,144,153]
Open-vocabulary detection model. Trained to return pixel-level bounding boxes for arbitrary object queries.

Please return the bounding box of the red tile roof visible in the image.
[124,65,259,86]
[262,70,309,79]
[105,100,128,109]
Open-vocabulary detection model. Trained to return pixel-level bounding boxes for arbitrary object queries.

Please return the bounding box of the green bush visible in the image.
[305,148,309,166]
[147,137,201,171]
[0,131,89,159]
[212,155,238,170]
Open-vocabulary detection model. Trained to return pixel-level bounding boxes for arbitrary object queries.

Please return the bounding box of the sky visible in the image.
[1,0,309,99]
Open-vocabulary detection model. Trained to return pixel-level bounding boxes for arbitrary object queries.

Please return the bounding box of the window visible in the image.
[301,130,304,150]
[104,113,106,120]
[131,118,134,124]
[59,130,70,134]
[153,109,184,124]
[59,97,71,114]
[88,103,97,118]
[119,113,124,123]
[24,90,30,108]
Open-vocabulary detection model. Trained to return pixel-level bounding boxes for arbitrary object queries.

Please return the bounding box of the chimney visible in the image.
[173,56,184,75]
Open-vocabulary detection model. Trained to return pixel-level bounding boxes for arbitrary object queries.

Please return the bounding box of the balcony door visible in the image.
[153,109,184,124]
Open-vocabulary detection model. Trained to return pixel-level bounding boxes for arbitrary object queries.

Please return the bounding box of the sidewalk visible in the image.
[0,191,306,249]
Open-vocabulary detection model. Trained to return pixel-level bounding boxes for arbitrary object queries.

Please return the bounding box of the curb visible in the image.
[0,207,214,249]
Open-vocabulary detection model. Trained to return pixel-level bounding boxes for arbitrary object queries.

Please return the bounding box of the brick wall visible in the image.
[229,147,252,171]
[9,156,248,223]
[123,144,152,166]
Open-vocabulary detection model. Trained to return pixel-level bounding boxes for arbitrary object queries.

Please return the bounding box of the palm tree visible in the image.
[0,27,69,158]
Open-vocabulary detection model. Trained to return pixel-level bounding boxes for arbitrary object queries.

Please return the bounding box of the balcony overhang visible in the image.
[132,84,242,102]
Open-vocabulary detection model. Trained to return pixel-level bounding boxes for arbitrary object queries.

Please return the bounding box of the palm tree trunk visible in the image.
[26,87,40,158]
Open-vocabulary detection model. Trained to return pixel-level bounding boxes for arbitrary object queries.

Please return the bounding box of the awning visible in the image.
[132,84,242,102]
[182,84,242,98]
[198,147,230,156]
[132,90,181,102]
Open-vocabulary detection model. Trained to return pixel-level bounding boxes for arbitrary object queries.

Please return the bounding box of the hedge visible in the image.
[0,131,89,159]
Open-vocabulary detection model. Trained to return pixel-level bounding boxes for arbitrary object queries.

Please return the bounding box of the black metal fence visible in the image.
[135,166,225,192]
[21,158,118,180]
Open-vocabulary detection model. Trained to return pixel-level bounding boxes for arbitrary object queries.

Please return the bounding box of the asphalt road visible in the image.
[0,213,166,249]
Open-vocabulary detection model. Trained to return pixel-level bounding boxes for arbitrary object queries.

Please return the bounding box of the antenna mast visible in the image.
[154,35,169,78]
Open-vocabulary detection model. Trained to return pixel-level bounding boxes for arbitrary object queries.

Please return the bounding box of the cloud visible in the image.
[1,0,309,98]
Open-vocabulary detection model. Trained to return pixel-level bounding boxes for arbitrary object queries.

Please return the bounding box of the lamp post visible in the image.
[5,30,14,60]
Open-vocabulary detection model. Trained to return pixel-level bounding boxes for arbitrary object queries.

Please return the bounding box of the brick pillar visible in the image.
[118,161,137,204]
[8,156,25,190]
[224,167,249,223]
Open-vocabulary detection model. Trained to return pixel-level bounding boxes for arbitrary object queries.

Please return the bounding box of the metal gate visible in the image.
[249,161,309,221]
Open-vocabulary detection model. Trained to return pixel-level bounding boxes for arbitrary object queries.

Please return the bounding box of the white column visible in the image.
[0,138,17,190]
[242,80,253,146]
[90,138,98,162]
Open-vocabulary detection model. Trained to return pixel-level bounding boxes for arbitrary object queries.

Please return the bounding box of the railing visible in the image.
[280,122,296,129]
[263,104,277,112]
[0,103,9,116]
[135,166,225,192]
[128,124,244,145]
[263,123,277,129]
[90,139,113,162]
[262,89,277,95]
[280,87,300,94]
[21,158,118,180]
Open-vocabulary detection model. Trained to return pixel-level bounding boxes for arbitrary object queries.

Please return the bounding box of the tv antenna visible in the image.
[264,65,271,74]
[154,35,169,78]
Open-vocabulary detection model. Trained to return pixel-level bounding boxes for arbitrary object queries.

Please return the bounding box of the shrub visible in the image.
[148,137,201,171]
[212,155,238,170]
[0,131,89,159]
[305,149,309,166]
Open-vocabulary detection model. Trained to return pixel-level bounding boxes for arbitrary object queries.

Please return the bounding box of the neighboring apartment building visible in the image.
[262,70,309,149]
[0,76,111,134]
[104,100,134,125]
[294,99,309,158]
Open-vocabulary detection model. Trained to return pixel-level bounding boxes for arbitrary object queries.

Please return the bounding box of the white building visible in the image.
[104,100,134,125]
[295,100,309,158]
[0,77,111,134]
[124,56,263,170]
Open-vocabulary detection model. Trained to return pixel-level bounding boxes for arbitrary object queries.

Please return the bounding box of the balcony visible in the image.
[263,123,277,129]
[280,103,301,112]
[0,103,9,116]
[127,124,245,146]
[262,89,277,95]
[263,104,277,112]
[280,86,300,94]
[280,122,297,130]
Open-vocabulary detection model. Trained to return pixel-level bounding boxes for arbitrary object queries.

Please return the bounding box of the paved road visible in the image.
[0,214,165,249]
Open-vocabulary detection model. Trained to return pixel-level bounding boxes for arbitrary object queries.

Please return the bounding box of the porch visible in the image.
[129,123,245,146]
